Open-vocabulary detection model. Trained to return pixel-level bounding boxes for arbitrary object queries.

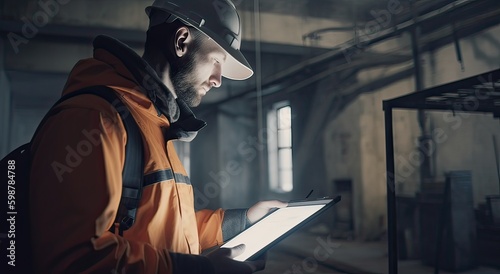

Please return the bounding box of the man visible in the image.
[28,0,285,273]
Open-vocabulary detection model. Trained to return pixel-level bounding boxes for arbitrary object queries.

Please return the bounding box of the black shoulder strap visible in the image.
[35,86,144,234]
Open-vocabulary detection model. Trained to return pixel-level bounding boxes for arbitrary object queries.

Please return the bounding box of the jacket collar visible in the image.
[92,35,206,141]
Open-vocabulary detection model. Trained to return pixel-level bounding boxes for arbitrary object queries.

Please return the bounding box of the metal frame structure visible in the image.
[383,68,500,274]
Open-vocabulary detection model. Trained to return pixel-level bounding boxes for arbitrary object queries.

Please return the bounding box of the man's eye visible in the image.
[214,58,220,64]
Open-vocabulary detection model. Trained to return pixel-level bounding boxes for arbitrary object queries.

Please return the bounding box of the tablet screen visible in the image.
[221,198,337,261]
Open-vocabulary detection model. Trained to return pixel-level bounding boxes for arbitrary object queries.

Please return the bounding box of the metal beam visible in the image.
[384,106,397,274]
[262,52,412,100]
[201,0,500,107]
[0,20,146,47]
[0,19,327,56]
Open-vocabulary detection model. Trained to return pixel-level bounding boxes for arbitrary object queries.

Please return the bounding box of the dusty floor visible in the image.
[258,231,500,274]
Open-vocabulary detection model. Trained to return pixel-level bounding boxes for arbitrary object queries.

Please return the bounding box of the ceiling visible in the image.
[235,0,460,23]
[197,0,500,109]
[2,0,500,109]
[237,0,397,22]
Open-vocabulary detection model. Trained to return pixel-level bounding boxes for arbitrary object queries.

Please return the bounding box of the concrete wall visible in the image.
[323,87,364,235]
[239,10,352,48]
[422,24,500,205]
[290,87,330,201]
[190,100,260,211]
[357,77,420,240]
[321,67,420,239]
[319,23,500,240]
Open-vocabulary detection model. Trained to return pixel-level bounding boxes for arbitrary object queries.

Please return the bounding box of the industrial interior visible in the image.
[1,0,500,273]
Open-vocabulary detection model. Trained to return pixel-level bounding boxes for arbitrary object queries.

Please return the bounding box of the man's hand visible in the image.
[206,244,265,274]
[247,200,288,224]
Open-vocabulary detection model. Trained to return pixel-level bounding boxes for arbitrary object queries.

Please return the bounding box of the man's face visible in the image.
[169,34,226,107]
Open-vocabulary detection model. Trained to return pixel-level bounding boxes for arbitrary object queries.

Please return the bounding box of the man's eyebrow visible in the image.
[220,50,228,61]
[213,51,227,62]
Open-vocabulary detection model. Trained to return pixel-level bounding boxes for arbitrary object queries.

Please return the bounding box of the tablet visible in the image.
[221,196,341,261]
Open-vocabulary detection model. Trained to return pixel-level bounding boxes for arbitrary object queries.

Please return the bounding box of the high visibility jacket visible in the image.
[28,35,247,274]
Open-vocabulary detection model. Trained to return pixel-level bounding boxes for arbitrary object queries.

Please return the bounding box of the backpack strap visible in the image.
[33,86,144,235]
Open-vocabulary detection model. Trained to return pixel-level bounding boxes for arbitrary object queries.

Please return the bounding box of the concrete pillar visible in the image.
[0,36,12,157]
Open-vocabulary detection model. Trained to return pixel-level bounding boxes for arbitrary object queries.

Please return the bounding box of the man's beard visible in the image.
[169,51,202,107]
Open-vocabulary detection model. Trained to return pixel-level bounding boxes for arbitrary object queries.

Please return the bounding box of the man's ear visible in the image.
[174,26,192,57]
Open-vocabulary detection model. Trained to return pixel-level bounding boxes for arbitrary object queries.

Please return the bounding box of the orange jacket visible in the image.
[28,35,246,273]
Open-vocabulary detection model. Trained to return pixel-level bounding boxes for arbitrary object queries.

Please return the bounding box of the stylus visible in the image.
[305,189,314,199]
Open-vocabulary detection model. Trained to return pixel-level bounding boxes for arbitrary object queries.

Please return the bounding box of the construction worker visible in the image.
[28,0,286,273]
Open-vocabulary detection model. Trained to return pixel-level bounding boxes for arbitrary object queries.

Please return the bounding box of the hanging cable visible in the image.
[254,0,265,193]
[452,22,465,71]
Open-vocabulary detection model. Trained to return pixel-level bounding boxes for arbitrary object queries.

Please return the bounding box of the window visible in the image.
[268,103,293,192]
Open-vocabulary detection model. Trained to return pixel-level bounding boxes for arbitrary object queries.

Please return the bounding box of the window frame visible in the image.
[267,101,293,193]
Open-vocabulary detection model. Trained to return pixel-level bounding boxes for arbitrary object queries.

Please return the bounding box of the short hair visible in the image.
[144,9,204,59]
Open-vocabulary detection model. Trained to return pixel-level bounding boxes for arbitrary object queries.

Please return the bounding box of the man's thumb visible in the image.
[229,244,246,259]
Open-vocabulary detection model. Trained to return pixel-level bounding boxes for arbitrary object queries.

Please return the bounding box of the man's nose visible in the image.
[209,65,222,88]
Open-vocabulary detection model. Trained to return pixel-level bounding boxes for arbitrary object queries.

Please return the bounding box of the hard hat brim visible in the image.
[202,28,254,81]
[223,52,254,80]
